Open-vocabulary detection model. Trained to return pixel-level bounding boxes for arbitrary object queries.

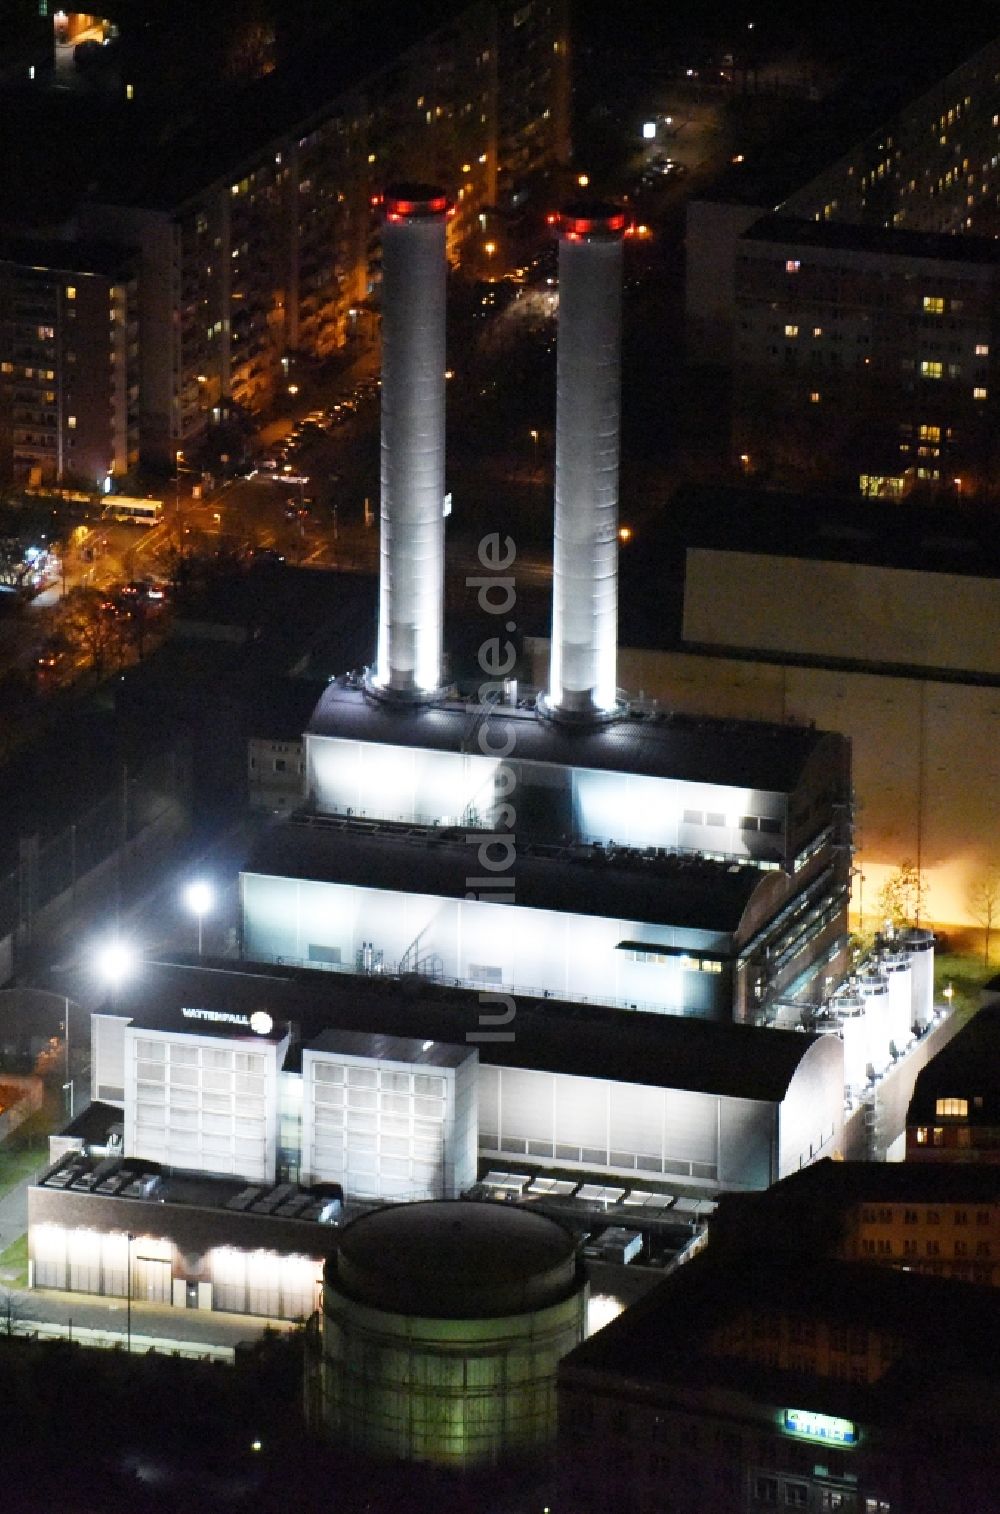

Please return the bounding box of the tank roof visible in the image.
[328,1200,581,1317]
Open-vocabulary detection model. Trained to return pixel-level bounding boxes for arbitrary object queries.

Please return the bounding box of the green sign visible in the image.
[782,1409,858,1447]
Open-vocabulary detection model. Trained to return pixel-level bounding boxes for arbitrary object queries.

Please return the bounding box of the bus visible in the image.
[103,496,163,527]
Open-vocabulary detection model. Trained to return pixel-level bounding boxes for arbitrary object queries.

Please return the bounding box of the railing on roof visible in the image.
[268,951,717,1020]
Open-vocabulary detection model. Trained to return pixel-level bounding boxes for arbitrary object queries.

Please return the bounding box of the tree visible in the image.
[876,860,931,930]
[0,1286,25,1336]
[53,586,121,676]
[967,864,1000,967]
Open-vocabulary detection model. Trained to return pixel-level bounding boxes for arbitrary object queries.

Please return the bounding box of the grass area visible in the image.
[0,1100,60,1200]
[0,1233,28,1288]
[935,951,995,1023]
[0,1140,46,1201]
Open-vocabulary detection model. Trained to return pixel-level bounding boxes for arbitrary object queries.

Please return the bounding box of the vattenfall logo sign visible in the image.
[181,1007,274,1036]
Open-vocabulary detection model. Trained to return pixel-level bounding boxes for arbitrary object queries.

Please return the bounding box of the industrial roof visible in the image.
[742,214,1000,268]
[112,959,828,1104]
[330,1200,580,1318]
[309,1028,475,1071]
[709,1158,1000,1256]
[245,812,772,934]
[0,239,138,277]
[560,1247,1000,1402]
[306,680,828,794]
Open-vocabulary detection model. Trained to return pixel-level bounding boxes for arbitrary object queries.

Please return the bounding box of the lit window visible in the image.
[936,1097,968,1118]
[67,415,76,429]
[932,1128,945,1146]
[922,296,945,314]
[66,286,75,301]
[974,386,988,400]
[975,343,989,356]
[919,423,941,442]
[920,361,943,379]
[37,325,54,340]
[915,1127,928,1144]
[784,324,799,338]
[786,259,800,273]
[125,83,134,100]
[812,326,822,337]
[809,391,821,404]
[0,362,11,374]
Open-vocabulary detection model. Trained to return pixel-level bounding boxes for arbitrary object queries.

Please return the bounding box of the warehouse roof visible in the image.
[306,680,829,794]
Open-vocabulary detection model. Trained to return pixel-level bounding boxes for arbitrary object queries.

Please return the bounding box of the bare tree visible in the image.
[967,864,1000,967]
[877,861,931,930]
[0,1286,25,1336]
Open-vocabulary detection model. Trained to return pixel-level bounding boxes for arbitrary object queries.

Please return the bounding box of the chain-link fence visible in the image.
[0,749,187,942]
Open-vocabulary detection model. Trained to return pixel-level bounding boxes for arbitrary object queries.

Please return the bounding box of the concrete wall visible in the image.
[526,629,1000,933]
[684,550,1000,677]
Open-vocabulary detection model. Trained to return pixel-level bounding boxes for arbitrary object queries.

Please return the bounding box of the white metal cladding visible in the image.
[375,207,447,695]
[480,1066,726,1184]
[92,1013,128,1106]
[777,1032,845,1179]
[548,227,623,716]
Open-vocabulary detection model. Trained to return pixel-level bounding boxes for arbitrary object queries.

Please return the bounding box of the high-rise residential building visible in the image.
[686,33,1000,498]
[76,0,570,467]
[0,241,139,488]
[731,217,1000,496]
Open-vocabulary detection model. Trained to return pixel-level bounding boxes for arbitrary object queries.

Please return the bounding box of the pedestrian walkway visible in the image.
[10,1315,234,1362]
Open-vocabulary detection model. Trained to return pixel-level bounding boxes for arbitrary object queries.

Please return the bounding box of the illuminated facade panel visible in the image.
[300,1035,478,1200]
[305,731,786,860]
[122,1022,286,1183]
[307,737,500,829]
[240,872,734,1019]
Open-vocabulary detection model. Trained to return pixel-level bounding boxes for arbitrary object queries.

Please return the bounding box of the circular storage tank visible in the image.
[831,985,866,1090]
[882,952,913,1055]
[859,968,891,1075]
[317,1201,587,1468]
[900,927,935,1030]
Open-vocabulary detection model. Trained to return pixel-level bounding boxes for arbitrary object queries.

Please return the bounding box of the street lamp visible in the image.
[94,936,139,1014]
[184,880,214,957]
[95,937,137,989]
[126,1231,134,1354]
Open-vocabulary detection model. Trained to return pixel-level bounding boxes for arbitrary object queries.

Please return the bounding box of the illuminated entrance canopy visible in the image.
[782,1408,858,1447]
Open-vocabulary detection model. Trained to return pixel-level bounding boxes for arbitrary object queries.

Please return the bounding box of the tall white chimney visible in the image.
[544,203,626,722]
[370,185,449,701]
